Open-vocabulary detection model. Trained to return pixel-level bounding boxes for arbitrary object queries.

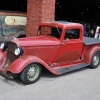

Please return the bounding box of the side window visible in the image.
[64,29,80,40]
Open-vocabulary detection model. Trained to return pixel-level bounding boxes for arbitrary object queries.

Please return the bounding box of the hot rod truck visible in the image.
[0,21,100,84]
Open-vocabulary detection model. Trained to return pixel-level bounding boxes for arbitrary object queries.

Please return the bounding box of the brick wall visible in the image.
[26,0,55,37]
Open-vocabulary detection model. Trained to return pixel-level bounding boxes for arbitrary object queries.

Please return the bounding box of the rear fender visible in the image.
[84,46,100,64]
[6,55,60,75]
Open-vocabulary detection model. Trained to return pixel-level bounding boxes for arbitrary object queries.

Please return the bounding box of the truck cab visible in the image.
[0,21,100,84]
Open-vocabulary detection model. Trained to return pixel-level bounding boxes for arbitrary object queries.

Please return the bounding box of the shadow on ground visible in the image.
[1,67,88,85]
[41,67,88,78]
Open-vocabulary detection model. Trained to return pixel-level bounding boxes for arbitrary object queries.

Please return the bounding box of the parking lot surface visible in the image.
[0,66,100,100]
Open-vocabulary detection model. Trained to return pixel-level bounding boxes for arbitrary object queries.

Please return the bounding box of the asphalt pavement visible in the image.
[0,66,100,100]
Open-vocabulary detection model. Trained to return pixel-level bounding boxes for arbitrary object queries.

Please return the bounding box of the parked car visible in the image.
[0,21,100,84]
[0,11,26,42]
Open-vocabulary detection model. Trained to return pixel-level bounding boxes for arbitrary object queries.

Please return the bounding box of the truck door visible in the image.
[56,29,83,64]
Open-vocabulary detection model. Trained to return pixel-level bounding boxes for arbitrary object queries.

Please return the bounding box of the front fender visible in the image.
[84,46,100,64]
[6,55,60,75]
[0,49,7,71]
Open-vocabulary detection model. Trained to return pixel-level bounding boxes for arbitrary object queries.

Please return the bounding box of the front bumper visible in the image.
[0,71,13,80]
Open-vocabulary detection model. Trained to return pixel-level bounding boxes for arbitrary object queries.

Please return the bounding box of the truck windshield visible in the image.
[38,26,62,39]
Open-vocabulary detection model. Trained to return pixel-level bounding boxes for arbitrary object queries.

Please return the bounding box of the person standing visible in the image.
[89,29,95,38]
[94,26,100,39]
[92,22,97,34]
[84,23,87,36]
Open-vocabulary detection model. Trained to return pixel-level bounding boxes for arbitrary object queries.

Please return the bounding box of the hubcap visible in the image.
[27,64,40,81]
[93,54,100,65]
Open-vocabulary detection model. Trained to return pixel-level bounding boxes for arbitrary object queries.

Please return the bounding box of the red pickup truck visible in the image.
[0,21,100,84]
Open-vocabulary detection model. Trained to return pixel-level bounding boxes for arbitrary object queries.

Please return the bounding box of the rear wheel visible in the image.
[89,51,100,69]
[20,63,41,84]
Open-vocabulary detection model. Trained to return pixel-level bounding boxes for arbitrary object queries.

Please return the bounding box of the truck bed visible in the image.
[84,37,100,45]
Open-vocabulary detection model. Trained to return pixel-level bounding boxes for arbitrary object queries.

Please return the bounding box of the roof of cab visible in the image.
[40,21,83,28]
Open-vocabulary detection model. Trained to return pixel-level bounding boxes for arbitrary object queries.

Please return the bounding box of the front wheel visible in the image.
[20,63,42,84]
[89,52,100,69]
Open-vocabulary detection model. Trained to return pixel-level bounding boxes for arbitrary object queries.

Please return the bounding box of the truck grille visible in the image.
[4,42,18,68]
[8,42,17,52]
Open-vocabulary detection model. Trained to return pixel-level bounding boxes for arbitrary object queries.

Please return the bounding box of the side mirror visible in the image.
[65,38,69,41]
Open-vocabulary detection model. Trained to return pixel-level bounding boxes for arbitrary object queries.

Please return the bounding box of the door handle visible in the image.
[62,43,65,45]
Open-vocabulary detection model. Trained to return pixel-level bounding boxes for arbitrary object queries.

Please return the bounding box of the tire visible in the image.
[20,63,42,84]
[89,51,100,69]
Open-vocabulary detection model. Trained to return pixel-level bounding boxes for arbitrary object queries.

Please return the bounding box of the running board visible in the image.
[55,63,89,74]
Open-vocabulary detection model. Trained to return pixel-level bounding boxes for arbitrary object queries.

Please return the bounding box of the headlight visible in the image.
[0,42,8,50]
[0,43,4,49]
[14,48,20,56]
[14,47,24,56]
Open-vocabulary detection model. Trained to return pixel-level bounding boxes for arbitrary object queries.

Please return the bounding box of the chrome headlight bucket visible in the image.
[0,43,4,49]
[0,42,8,50]
[14,48,20,56]
[14,47,24,56]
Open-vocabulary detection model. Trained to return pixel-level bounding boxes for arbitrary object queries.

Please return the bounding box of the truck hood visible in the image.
[17,35,60,46]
